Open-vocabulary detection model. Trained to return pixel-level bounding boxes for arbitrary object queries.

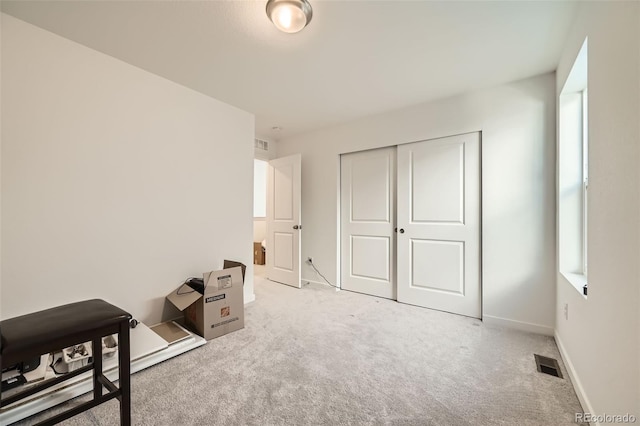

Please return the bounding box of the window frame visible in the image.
[558,38,588,297]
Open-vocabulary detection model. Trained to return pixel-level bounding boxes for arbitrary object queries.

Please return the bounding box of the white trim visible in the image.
[555,331,595,425]
[245,293,256,304]
[335,153,342,294]
[303,278,340,291]
[0,325,206,425]
[561,272,588,299]
[483,315,554,336]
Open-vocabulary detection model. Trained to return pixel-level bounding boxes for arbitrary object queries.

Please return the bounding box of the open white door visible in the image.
[266,154,302,288]
[340,147,396,299]
[397,133,481,318]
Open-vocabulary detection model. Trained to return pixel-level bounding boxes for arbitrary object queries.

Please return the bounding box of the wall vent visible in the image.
[534,354,563,378]
[254,138,269,151]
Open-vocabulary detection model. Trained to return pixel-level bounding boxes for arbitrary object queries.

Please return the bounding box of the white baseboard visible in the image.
[303,278,340,290]
[483,315,554,336]
[555,331,596,425]
[244,293,256,304]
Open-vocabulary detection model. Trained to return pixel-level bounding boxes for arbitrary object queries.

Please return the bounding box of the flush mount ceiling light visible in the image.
[266,0,313,34]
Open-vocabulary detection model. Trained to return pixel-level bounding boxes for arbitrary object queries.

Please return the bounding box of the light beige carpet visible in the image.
[14,275,585,425]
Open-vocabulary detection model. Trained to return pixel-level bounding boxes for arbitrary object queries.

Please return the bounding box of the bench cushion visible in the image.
[1,299,131,366]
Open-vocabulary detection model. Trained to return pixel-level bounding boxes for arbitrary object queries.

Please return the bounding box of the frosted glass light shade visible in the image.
[266,0,313,34]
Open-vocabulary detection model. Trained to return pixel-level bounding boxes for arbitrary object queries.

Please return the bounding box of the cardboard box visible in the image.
[166,265,244,340]
[253,242,265,265]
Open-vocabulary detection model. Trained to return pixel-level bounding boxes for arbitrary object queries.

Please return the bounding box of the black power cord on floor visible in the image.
[308,260,337,288]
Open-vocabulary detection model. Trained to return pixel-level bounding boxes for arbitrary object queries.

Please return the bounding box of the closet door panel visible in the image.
[340,147,396,299]
[397,133,481,318]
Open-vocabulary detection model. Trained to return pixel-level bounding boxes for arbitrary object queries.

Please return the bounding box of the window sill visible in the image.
[561,272,588,299]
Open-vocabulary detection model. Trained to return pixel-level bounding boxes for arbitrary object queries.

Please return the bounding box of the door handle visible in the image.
[293,225,302,230]
[399,228,405,234]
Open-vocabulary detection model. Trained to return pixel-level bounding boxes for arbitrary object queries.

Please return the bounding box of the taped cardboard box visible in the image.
[166,265,244,340]
[253,242,265,265]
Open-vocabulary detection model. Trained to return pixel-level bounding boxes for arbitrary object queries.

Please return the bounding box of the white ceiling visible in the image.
[1,1,578,141]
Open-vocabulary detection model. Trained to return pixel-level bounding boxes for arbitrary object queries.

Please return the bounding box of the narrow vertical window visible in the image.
[559,38,588,296]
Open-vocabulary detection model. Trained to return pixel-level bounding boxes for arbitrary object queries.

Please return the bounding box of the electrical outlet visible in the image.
[306,257,313,264]
[564,303,569,320]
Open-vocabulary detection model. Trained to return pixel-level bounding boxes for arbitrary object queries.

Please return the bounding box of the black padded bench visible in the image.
[0,299,132,425]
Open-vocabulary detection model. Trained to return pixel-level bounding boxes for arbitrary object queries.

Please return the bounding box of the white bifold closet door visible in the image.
[340,133,481,319]
[340,147,396,299]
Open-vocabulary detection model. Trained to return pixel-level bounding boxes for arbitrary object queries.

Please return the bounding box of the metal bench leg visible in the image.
[93,336,103,400]
[118,321,131,426]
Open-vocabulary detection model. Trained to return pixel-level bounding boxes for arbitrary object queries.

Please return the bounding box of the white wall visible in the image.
[278,73,557,334]
[253,158,267,243]
[253,220,266,244]
[555,1,640,419]
[1,14,255,324]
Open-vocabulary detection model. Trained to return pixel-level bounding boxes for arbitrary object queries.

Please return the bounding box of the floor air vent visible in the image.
[534,354,563,378]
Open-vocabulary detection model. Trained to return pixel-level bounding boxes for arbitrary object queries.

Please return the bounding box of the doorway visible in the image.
[253,158,268,276]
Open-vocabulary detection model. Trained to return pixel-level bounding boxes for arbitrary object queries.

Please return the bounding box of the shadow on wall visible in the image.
[481,88,555,328]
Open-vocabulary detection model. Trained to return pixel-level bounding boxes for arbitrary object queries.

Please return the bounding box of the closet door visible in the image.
[397,133,481,318]
[340,147,396,299]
